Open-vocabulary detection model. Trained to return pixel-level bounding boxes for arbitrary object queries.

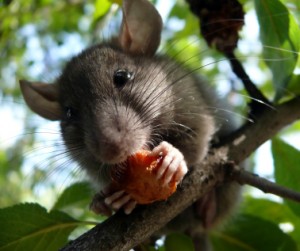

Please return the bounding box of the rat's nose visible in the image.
[94,103,150,164]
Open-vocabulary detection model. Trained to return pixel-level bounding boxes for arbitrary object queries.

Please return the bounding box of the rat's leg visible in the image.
[151,141,188,185]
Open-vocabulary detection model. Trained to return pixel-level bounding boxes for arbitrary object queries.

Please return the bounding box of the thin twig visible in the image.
[184,0,270,118]
[224,51,272,118]
[228,164,300,203]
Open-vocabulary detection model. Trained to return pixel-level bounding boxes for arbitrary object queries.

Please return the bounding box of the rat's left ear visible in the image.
[20,80,62,121]
[119,0,162,56]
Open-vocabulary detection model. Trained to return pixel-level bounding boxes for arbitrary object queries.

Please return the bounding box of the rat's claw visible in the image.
[92,185,138,215]
[110,193,131,211]
[157,152,173,180]
[104,190,137,214]
[151,141,188,185]
[151,141,171,156]
[124,200,137,215]
[104,190,125,205]
[174,160,188,182]
[163,151,184,185]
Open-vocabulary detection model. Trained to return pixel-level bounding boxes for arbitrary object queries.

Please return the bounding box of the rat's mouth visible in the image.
[99,142,151,165]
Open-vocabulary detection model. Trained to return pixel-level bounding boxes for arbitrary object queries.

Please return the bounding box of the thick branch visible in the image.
[61,97,300,251]
[225,97,300,162]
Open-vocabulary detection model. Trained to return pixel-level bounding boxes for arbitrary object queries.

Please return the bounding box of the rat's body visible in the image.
[20,0,241,249]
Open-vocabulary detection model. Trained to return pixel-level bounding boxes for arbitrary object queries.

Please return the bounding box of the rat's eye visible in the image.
[113,69,133,88]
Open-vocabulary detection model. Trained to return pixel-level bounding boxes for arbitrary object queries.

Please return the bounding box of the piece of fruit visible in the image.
[111,150,177,204]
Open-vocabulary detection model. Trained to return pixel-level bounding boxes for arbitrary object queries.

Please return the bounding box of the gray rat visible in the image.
[19,0,241,242]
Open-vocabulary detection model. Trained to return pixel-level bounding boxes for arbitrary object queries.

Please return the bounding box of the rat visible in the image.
[19,0,241,240]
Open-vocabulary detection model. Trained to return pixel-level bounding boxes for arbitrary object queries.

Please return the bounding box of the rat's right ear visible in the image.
[119,0,162,56]
[19,80,62,121]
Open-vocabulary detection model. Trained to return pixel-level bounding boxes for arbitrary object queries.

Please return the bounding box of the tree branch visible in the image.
[229,165,300,203]
[60,97,300,251]
[224,51,272,118]
[184,0,272,118]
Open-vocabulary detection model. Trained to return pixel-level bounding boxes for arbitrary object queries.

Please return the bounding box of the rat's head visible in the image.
[55,44,175,164]
[20,0,172,165]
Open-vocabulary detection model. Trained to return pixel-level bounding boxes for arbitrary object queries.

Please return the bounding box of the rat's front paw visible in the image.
[104,190,137,215]
[90,186,137,216]
[151,141,188,186]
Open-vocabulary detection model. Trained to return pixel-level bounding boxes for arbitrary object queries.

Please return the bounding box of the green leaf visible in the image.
[0,203,79,251]
[165,233,195,251]
[94,0,112,20]
[169,1,190,20]
[241,197,300,248]
[211,214,297,251]
[254,0,300,100]
[242,197,299,224]
[287,74,300,96]
[272,138,300,218]
[52,181,94,211]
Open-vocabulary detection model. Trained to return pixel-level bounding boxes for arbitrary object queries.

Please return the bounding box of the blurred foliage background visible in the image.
[1,0,300,250]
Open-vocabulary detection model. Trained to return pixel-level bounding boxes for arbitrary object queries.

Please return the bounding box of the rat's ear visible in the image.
[119,0,162,56]
[19,80,62,121]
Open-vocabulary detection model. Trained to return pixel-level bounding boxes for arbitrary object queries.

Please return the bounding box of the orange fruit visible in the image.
[111,150,177,204]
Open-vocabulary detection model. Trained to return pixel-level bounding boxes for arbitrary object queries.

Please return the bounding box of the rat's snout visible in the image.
[90,104,150,164]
